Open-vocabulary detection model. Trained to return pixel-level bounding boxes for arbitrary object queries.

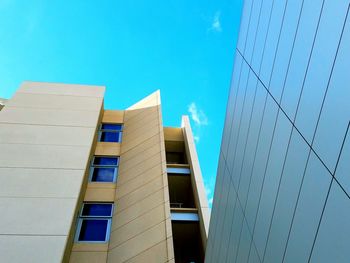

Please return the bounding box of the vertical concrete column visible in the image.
[107,91,174,263]
[182,115,210,248]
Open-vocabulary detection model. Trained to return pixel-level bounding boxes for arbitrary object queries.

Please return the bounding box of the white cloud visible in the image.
[194,135,200,143]
[208,198,213,207]
[188,102,208,126]
[205,184,213,208]
[205,185,212,196]
[211,11,222,32]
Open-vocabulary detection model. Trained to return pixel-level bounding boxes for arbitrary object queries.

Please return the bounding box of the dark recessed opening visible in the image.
[166,151,188,164]
[168,174,196,208]
[172,221,204,263]
[165,140,188,164]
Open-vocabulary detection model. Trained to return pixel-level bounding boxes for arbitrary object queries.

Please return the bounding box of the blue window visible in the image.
[82,203,113,217]
[99,123,123,143]
[90,156,119,182]
[171,212,199,221]
[76,203,113,243]
[78,220,109,242]
[167,167,191,174]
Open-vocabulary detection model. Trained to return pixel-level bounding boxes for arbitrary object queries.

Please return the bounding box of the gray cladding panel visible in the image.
[206,1,350,262]
[310,182,350,263]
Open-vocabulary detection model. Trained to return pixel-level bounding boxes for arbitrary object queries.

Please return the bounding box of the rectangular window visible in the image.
[89,156,119,182]
[171,212,199,221]
[98,123,123,143]
[75,203,113,242]
[167,167,191,174]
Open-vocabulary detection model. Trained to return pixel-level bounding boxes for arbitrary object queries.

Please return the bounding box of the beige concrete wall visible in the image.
[69,110,123,263]
[102,110,124,123]
[107,91,174,263]
[181,115,210,249]
[95,142,121,156]
[164,127,184,142]
[70,244,108,263]
[0,82,104,263]
[84,183,116,202]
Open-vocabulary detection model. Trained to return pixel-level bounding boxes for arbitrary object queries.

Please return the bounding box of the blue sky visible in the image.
[0,0,243,206]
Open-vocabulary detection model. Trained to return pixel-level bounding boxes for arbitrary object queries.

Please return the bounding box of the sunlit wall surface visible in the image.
[206,0,350,262]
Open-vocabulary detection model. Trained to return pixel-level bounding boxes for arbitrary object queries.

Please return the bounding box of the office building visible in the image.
[0,81,209,263]
[206,0,350,262]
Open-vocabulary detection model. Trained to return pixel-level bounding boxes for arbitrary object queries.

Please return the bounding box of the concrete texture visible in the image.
[0,235,67,263]
[0,82,104,263]
[182,115,210,247]
[107,91,174,263]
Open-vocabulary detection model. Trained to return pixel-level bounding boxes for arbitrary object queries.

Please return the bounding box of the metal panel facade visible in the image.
[206,1,350,262]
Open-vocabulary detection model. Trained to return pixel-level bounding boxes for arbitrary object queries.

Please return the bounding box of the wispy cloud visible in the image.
[205,184,213,207]
[205,186,212,196]
[208,197,213,207]
[188,102,208,126]
[210,11,222,32]
[193,135,200,143]
[188,102,208,143]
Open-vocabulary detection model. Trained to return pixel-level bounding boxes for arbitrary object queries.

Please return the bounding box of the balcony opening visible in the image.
[168,173,195,209]
[164,127,188,165]
[172,221,204,263]
[166,151,188,164]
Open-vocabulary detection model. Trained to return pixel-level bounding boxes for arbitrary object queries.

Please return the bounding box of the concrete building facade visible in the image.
[0,82,209,263]
[206,0,350,262]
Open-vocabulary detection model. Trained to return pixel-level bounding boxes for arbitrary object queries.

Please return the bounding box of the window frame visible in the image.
[171,212,199,221]
[167,167,191,174]
[98,123,123,143]
[89,156,119,183]
[80,202,114,217]
[75,203,114,243]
